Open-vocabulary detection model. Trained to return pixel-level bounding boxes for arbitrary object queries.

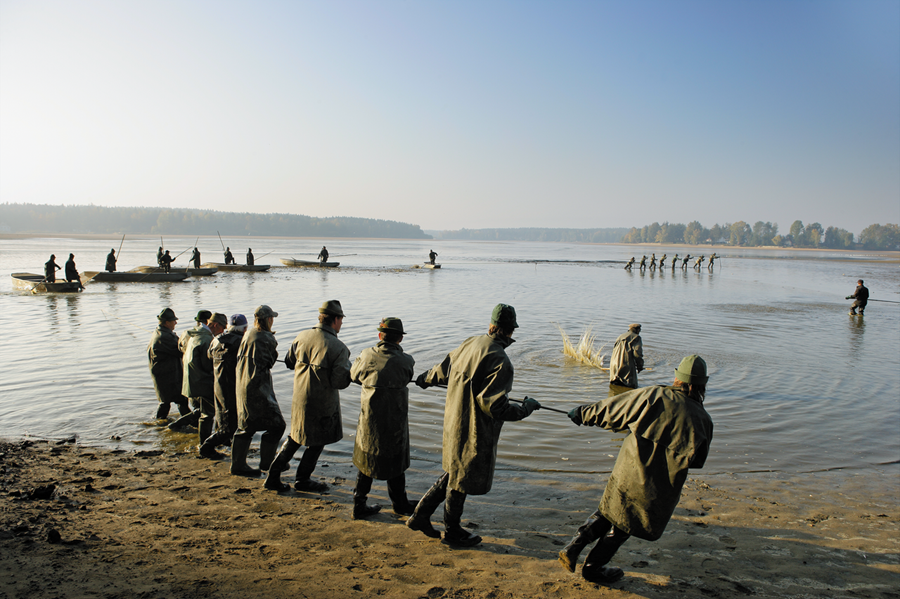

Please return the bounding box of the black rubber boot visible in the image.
[198,417,214,445]
[155,402,170,420]
[168,409,200,431]
[352,472,382,520]
[264,437,300,491]
[581,526,630,584]
[258,437,280,472]
[230,433,261,478]
[387,474,417,516]
[442,489,481,547]
[406,472,447,539]
[293,445,328,493]
[558,511,612,573]
[198,435,226,460]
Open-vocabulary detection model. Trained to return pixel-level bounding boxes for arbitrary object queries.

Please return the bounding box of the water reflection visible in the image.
[847,315,866,353]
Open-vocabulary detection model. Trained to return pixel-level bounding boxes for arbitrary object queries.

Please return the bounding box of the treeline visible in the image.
[431,227,629,243]
[0,203,431,239]
[622,220,900,250]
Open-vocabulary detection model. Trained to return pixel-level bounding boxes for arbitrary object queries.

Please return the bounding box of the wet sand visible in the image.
[2,438,897,599]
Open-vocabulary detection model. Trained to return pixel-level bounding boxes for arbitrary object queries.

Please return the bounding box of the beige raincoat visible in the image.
[609,330,643,388]
[236,327,283,430]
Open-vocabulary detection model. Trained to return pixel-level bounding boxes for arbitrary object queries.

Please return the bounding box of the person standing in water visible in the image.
[847,279,869,316]
[608,324,643,389]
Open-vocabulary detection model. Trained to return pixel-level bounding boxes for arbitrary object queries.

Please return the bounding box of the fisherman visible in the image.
[681,254,691,270]
[429,249,438,265]
[347,317,418,519]
[157,247,164,267]
[190,247,201,269]
[199,314,248,459]
[624,257,635,271]
[639,256,647,270]
[224,247,235,265]
[169,310,212,430]
[649,254,656,270]
[318,246,329,264]
[658,254,667,269]
[671,254,679,270]
[160,250,174,274]
[847,279,869,316]
[231,305,286,477]
[694,255,705,269]
[178,310,212,354]
[707,253,717,269]
[264,300,352,493]
[105,249,117,272]
[246,248,254,266]
[180,310,224,445]
[147,308,190,420]
[44,254,61,283]
[408,304,541,547]
[560,355,714,583]
[64,253,80,283]
[609,324,643,389]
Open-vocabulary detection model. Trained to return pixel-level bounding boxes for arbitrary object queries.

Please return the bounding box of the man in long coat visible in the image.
[190,247,201,269]
[105,249,117,272]
[609,324,643,388]
[147,308,190,420]
[44,254,61,282]
[560,355,714,584]
[199,314,247,459]
[348,317,417,519]
[64,253,82,288]
[179,311,224,444]
[246,248,254,266]
[407,304,540,547]
[264,300,351,493]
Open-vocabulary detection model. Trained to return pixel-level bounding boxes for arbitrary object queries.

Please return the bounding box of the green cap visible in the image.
[319,300,345,317]
[491,304,518,329]
[255,305,278,319]
[158,307,177,322]
[209,312,227,327]
[195,310,212,322]
[377,317,405,335]
[674,355,709,385]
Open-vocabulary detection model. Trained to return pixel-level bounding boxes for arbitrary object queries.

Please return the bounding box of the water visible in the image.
[1,236,898,476]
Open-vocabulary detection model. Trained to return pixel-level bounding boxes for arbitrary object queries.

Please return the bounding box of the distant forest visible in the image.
[621,220,900,251]
[431,227,629,243]
[0,203,431,239]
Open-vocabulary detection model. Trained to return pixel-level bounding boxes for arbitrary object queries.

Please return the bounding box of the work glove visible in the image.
[415,373,430,389]
[845,296,852,300]
[568,407,583,426]
[521,396,541,415]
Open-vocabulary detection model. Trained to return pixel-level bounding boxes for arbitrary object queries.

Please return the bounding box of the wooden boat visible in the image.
[280,258,340,268]
[132,265,218,276]
[424,263,441,269]
[11,273,82,293]
[201,262,270,272]
[83,269,189,283]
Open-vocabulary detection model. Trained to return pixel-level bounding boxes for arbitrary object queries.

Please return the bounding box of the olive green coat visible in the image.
[181,326,214,399]
[209,329,243,431]
[284,325,351,446]
[147,325,185,405]
[350,341,416,480]
[609,330,643,388]
[236,327,283,430]
[576,385,713,541]
[424,333,530,495]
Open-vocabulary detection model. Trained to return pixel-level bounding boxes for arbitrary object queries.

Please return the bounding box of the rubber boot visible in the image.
[198,417,214,445]
[352,472,382,520]
[387,474,417,516]
[198,432,226,460]
[293,445,328,493]
[155,402,170,420]
[258,436,280,472]
[406,472,447,539]
[558,511,611,573]
[581,527,630,584]
[168,409,200,431]
[230,434,261,478]
[442,489,481,547]
[176,401,192,416]
[264,437,300,491]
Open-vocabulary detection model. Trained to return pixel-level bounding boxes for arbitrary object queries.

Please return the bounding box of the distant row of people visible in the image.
[625,253,717,271]
[146,301,713,583]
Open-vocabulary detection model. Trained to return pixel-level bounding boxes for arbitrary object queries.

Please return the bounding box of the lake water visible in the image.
[1,236,898,477]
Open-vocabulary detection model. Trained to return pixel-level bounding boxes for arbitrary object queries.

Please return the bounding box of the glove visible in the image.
[568,407,583,426]
[845,296,852,300]
[415,373,430,389]
[521,396,541,415]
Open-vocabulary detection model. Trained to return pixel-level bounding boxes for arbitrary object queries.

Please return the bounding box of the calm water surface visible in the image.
[1,236,898,476]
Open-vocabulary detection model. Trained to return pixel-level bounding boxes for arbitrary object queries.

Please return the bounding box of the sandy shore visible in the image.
[1,437,897,599]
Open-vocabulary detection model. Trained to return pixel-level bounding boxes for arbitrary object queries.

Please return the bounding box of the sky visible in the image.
[1,0,897,234]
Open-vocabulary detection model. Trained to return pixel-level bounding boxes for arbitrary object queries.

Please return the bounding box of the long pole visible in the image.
[429,384,568,415]
[117,234,125,257]
[217,231,226,251]
[868,298,900,304]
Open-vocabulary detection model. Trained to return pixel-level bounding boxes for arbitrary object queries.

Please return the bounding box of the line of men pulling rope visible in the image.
[147,302,713,584]
[624,252,717,271]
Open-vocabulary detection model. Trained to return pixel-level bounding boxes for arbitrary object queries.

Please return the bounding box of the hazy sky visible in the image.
[1,1,897,233]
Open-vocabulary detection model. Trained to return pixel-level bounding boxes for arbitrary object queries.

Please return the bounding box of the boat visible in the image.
[11,273,83,293]
[201,262,271,272]
[132,265,218,276]
[83,269,190,283]
[424,263,441,269]
[280,258,340,268]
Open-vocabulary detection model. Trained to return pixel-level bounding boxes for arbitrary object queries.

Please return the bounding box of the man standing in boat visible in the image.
[159,250,174,273]
[246,248,254,266]
[64,253,83,289]
[44,254,61,282]
[265,300,352,493]
[609,324,643,389]
[318,246,329,264]
[224,247,235,265]
[148,308,190,420]
[429,249,438,265]
[407,304,541,547]
[190,247,201,269]
[105,249,117,272]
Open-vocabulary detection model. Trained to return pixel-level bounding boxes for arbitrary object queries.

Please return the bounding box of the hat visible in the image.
[158,307,177,321]
[491,304,518,329]
[674,355,709,385]
[255,305,278,319]
[319,300,345,317]
[209,312,227,327]
[377,317,405,335]
[195,310,212,322]
[229,314,248,326]
[629,323,642,332]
